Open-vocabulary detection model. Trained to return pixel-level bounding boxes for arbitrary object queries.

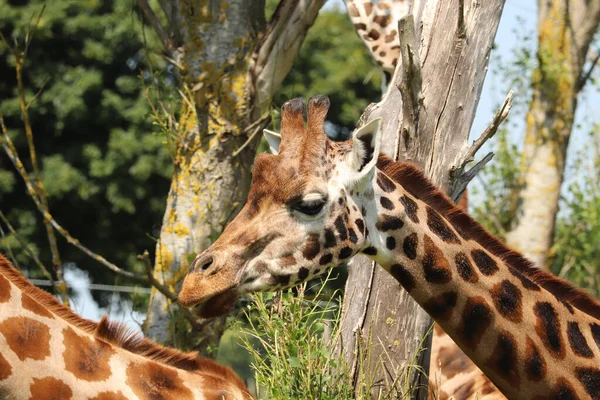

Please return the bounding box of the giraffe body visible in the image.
[179,96,600,400]
[0,254,251,400]
[345,0,409,81]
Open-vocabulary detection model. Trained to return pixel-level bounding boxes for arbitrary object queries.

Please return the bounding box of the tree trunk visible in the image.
[505,0,600,268]
[140,0,326,350]
[339,1,506,398]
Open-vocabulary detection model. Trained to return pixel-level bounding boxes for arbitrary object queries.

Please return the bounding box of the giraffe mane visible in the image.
[0,254,247,389]
[377,154,600,321]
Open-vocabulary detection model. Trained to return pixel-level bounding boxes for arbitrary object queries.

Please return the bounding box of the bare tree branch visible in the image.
[249,0,326,110]
[2,29,70,304]
[138,250,205,330]
[576,49,600,92]
[137,0,175,54]
[0,208,55,286]
[449,90,513,201]
[0,115,148,282]
[465,89,513,164]
[450,152,495,202]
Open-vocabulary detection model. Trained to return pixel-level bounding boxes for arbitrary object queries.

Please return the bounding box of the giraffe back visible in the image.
[0,254,251,400]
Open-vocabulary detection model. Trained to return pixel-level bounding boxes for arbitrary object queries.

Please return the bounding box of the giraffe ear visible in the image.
[349,118,383,175]
[263,129,281,155]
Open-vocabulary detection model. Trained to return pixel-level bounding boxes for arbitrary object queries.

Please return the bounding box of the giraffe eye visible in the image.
[293,199,326,216]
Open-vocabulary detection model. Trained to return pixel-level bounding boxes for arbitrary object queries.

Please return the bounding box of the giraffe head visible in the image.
[179,96,383,315]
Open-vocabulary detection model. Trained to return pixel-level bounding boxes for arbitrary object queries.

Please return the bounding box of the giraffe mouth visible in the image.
[192,288,239,319]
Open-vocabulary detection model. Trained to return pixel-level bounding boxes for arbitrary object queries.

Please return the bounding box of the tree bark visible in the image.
[505,0,600,269]
[141,0,326,350]
[339,1,506,398]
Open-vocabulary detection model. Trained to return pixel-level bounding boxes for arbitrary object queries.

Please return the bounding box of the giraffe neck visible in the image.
[360,157,600,400]
[0,255,250,400]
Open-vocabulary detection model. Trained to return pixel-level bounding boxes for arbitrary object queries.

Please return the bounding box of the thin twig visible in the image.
[577,50,600,92]
[15,52,67,300]
[137,0,175,54]
[138,250,177,301]
[0,208,55,286]
[137,250,205,329]
[1,116,147,282]
[465,89,513,163]
[0,222,20,271]
[232,113,272,157]
[450,152,495,202]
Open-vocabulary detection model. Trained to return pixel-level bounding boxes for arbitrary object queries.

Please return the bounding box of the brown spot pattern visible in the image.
[422,235,452,284]
[400,195,419,223]
[459,297,492,349]
[490,280,523,323]
[384,30,398,43]
[319,254,333,265]
[0,316,51,361]
[508,267,541,291]
[380,196,394,210]
[22,293,55,319]
[567,322,594,358]
[63,326,115,381]
[0,273,10,303]
[89,392,128,400]
[279,255,296,268]
[0,352,11,380]
[302,234,320,261]
[455,252,478,283]
[539,379,579,400]
[390,264,415,292]
[471,249,499,276]
[486,331,520,388]
[29,377,73,400]
[385,236,396,250]
[324,228,336,248]
[127,360,193,400]
[426,207,460,243]
[373,14,391,27]
[591,323,600,351]
[367,29,380,41]
[576,367,600,400]
[423,291,458,320]
[402,233,418,260]
[524,336,546,381]
[375,215,404,231]
[534,302,565,359]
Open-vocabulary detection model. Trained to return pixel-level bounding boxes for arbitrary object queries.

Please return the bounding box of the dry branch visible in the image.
[449,89,514,201]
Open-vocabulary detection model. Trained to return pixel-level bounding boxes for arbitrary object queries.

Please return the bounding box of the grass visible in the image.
[235,272,432,400]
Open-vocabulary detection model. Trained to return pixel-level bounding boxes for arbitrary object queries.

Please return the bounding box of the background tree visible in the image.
[0,0,171,310]
[137,0,331,349]
[505,0,600,268]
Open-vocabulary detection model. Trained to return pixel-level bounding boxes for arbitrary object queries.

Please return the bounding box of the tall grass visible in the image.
[236,273,431,399]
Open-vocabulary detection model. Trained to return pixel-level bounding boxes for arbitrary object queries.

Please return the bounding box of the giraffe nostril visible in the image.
[200,257,213,271]
[190,255,214,274]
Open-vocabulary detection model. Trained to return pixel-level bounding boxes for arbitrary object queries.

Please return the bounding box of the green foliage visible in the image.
[236,273,430,399]
[238,280,355,400]
[550,131,600,297]
[0,1,171,299]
